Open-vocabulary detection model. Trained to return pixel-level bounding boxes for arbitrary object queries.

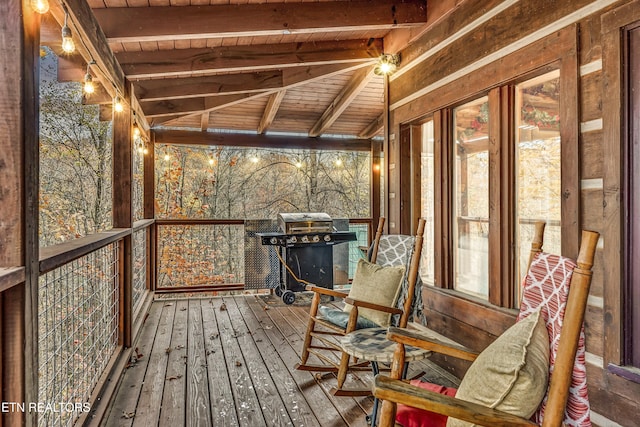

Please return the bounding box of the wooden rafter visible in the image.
[117,39,382,79]
[200,113,210,132]
[144,92,269,118]
[309,66,377,137]
[133,63,368,102]
[94,1,427,43]
[358,113,385,139]
[258,90,287,134]
[142,63,372,122]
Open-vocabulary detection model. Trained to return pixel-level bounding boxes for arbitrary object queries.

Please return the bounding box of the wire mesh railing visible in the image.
[37,243,119,427]
[156,221,245,290]
[132,227,147,312]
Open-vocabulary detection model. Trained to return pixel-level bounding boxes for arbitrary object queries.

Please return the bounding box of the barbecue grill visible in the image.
[258,213,357,304]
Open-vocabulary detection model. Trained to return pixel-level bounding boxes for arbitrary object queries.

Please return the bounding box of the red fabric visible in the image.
[396,380,457,427]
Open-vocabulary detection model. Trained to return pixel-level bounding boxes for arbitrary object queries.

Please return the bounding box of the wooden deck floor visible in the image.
[104,294,456,427]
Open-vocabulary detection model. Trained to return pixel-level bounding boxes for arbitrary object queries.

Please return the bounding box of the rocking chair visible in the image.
[295,217,426,396]
[372,224,599,427]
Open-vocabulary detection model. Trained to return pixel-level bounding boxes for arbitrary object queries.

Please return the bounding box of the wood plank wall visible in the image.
[383,0,640,424]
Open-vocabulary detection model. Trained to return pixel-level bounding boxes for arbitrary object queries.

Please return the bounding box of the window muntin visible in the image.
[515,71,562,301]
[453,97,490,298]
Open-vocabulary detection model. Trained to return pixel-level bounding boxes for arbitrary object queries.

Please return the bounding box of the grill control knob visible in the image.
[290,236,297,243]
[301,235,309,243]
[312,235,320,242]
[323,234,332,242]
[270,237,278,245]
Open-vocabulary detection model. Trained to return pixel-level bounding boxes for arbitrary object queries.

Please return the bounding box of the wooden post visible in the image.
[0,1,40,426]
[371,139,382,237]
[113,88,133,348]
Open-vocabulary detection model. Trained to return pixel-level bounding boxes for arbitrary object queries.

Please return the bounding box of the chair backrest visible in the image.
[516,228,599,427]
[369,219,426,328]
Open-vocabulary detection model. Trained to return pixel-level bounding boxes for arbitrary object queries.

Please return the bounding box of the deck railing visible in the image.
[34,220,154,426]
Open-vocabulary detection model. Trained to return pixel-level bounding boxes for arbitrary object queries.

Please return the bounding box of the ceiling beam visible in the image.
[133,62,368,102]
[144,92,269,118]
[95,1,427,43]
[358,114,385,139]
[135,71,283,102]
[117,39,382,79]
[141,63,371,120]
[153,129,373,152]
[308,66,377,137]
[258,90,287,134]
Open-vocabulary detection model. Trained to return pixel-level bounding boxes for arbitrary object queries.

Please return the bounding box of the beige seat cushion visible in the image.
[447,309,549,427]
[343,258,405,327]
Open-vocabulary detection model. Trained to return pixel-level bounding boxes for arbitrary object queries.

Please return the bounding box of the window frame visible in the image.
[405,26,579,311]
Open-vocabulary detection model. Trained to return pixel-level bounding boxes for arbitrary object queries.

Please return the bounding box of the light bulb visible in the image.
[31,0,49,14]
[295,161,302,168]
[83,73,94,94]
[133,124,141,138]
[209,158,215,165]
[164,154,170,161]
[335,159,343,166]
[251,156,259,163]
[137,146,144,154]
[114,96,124,113]
[143,147,149,155]
[61,25,74,53]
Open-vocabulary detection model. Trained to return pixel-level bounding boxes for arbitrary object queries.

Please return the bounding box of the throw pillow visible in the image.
[343,258,405,327]
[446,308,549,427]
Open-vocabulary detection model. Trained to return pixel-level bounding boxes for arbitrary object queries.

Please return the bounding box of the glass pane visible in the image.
[453,97,490,298]
[515,70,561,302]
[420,120,435,285]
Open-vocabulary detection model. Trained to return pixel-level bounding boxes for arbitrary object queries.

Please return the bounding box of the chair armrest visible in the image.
[343,297,403,315]
[386,327,479,362]
[304,285,349,299]
[373,375,537,427]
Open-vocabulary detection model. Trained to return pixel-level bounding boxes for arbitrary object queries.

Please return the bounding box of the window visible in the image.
[515,71,562,302]
[453,97,490,298]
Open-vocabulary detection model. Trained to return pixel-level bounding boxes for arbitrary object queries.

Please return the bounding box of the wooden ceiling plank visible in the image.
[118,39,383,78]
[358,113,385,139]
[153,129,373,152]
[257,90,287,134]
[308,66,376,137]
[95,1,427,43]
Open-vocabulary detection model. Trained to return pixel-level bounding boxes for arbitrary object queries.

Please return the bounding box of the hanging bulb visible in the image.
[335,159,343,167]
[209,158,215,165]
[113,96,124,113]
[31,0,49,14]
[61,12,75,53]
[164,154,170,161]
[133,123,141,138]
[143,147,149,155]
[83,73,94,94]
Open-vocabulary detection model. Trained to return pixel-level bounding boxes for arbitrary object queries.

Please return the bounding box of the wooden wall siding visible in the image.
[384,1,640,424]
[389,0,597,107]
[581,130,605,179]
[581,72,603,122]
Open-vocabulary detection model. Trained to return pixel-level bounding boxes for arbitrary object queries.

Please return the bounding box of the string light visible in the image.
[250,156,259,163]
[113,95,124,113]
[209,158,215,165]
[132,122,141,138]
[143,147,148,155]
[164,154,170,161]
[61,8,75,54]
[31,0,49,14]
[83,62,95,94]
[335,159,343,167]
[295,161,303,168]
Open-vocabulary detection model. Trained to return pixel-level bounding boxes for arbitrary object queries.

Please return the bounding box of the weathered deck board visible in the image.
[105,301,163,427]
[201,299,240,427]
[159,299,189,427]
[235,296,321,427]
[133,302,176,427]
[186,300,213,427]
[106,294,459,426]
[215,297,268,427]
